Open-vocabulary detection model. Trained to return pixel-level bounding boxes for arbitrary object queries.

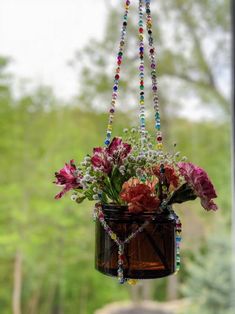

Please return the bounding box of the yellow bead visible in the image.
[157,143,163,150]
[128,279,138,286]
[107,125,112,131]
[140,101,144,105]
[111,233,117,240]
[139,34,144,40]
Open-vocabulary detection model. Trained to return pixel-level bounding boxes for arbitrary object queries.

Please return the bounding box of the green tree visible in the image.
[182,234,234,314]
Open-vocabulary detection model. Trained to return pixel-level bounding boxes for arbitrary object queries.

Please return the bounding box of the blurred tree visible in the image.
[182,234,234,314]
[70,0,230,119]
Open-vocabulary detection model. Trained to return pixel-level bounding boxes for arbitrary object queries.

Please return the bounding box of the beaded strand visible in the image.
[138,0,146,145]
[144,0,163,150]
[104,0,131,146]
[175,217,182,272]
[94,203,150,284]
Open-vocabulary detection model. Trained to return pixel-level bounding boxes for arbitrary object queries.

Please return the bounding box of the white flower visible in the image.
[84,174,91,181]
[71,194,78,201]
[123,128,128,133]
[136,168,142,177]
[128,155,135,162]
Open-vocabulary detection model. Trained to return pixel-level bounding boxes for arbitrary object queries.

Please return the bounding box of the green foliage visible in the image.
[181,234,234,314]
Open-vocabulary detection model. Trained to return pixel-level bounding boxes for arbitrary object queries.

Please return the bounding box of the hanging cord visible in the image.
[138,0,146,148]
[104,0,131,146]
[104,0,163,152]
[144,0,163,150]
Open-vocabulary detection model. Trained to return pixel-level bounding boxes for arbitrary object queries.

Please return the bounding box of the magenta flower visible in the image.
[178,162,218,211]
[54,160,82,199]
[91,147,112,174]
[106,137,132,163]
[91,137,131,174]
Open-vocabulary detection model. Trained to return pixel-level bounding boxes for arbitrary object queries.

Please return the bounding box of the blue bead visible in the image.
[105,139,110,145]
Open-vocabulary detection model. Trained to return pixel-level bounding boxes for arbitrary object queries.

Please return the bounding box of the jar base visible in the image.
[95,265,175,279]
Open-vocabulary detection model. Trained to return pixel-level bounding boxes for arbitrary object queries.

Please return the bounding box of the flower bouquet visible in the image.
[54,130,217,284]
[53,0,218,284]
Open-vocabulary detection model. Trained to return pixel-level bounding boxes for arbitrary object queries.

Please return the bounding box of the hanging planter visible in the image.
[53,0,218,285]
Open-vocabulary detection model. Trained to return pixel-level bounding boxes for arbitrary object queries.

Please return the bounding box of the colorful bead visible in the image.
[128,279,138,286]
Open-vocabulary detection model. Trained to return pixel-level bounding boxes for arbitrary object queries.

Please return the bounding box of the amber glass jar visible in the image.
[95,204,177,279]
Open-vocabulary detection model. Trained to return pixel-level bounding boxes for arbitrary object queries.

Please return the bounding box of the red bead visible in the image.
[157,136,162,141]
[98,212,104,219]
[115,74,120,80]
[140,80,144,85]
[119,254,125,261]
[150,48,154,54]
[139,27,144,33]
[117,60,122,65]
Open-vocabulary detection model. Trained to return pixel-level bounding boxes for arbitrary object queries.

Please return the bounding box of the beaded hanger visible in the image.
[96,0,181,286]
[104,0,163,151]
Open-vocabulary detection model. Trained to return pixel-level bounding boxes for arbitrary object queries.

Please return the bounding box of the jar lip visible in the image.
[101,203,174,219]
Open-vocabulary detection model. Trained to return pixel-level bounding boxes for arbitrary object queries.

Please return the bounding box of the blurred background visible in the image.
[0,0,232,313]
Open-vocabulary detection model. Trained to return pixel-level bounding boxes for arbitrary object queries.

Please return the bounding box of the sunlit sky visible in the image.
[0,0,109,99]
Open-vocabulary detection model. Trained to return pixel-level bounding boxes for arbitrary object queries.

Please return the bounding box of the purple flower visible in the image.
[178,162,218,211]
[91,137,131,174]
[54,160,82,199]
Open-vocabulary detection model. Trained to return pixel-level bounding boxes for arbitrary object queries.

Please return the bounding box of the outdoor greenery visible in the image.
[0,0,232,313]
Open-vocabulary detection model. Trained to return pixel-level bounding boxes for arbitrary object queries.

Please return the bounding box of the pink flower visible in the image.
[91,147,112,174]
[178,162,218,211]
[106,137,132,163]
[54,160,82,199]
[91,137,131,174]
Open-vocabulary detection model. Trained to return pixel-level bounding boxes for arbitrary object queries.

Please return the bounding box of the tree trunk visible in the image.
[12,251,23,314]
[166,275,178,300]
[130,280,153,304]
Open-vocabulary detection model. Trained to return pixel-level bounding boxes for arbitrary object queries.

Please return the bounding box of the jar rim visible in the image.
[101,203,175,221]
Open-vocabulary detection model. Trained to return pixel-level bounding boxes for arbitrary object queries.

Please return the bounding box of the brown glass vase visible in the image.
[95,204,177,279]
